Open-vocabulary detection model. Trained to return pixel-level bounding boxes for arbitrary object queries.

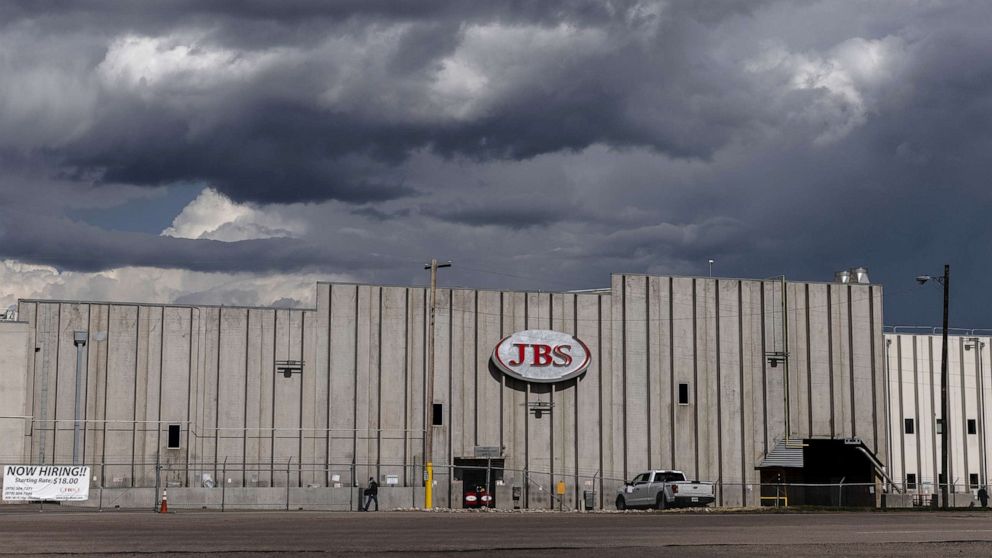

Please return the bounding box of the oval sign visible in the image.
[492,330,591,383]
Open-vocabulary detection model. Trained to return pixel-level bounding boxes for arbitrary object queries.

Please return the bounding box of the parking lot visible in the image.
[1,509,992,556]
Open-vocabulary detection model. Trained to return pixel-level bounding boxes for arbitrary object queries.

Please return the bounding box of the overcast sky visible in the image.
[1,0,990,328]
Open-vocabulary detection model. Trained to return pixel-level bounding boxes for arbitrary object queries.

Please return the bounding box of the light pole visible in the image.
[423,258,451,509]
[917,265,950,507]
[708,259,715,277]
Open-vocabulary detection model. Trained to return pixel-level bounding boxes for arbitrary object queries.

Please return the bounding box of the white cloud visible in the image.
[745,36,906,144]
[0,259,352,311]
[97,33,288,94]
[162,188,305,241]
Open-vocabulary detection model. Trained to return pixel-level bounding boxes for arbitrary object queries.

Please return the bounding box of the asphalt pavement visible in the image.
[1,509,991,556]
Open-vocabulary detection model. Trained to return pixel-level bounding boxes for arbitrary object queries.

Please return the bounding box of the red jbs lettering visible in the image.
[508,343,573,367]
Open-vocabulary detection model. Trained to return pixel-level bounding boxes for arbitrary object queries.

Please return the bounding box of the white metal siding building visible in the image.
[885,333,991,498]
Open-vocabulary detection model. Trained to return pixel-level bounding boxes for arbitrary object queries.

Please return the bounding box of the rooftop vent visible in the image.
[835,267,869,285]
[850,267,870,284]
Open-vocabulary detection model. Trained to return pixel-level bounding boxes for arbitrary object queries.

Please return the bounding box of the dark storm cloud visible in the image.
[423,199,586,229]
[3,1,992,327]
[0,0,767,205]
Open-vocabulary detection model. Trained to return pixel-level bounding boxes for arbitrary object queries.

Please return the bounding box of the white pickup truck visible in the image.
[615,470,715,510]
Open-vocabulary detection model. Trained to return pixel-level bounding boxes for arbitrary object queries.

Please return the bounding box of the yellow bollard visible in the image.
[426,462,433,509]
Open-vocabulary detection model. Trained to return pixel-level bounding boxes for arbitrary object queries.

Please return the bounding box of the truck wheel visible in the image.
[615,496,627,510]
[655,495,667,510]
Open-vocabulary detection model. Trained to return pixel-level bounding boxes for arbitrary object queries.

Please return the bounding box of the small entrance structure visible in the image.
[758,438,890,507]
[454,457,504,508]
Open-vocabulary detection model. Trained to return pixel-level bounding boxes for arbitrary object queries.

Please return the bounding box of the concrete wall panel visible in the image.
[328,285,358,484]
[808,284,832,437]
[160,307,191,485]
[763,282,787,446]
[52,304,89,464]
[133,305,162,486]
[476,291,501,451]
[379,287,409,486]
[697,279,719,497]
[406,288,426,487]
[31,303,60,464]
[718,280,743,506]
[15,302,38,462]
[103,305,138,486]
[787,283,810,439]
[650,277,673,471]
[575,293,603,505]
[0,321,31,464]
[671,278,696,479]
[850,285,874,446]
[216,308,248,487]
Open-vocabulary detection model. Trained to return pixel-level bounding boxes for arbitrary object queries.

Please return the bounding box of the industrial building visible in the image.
[884,331,992,504]
[0,270,942,510]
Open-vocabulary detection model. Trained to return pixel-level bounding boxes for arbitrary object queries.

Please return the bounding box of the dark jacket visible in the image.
[367,480,379,496]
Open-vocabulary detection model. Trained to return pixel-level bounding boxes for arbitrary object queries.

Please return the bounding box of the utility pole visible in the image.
[916,266,951,507]
[424,258,451,509]
[939,264,950,508]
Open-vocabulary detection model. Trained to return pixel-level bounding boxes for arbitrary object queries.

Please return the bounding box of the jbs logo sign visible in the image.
[492,330,591,383]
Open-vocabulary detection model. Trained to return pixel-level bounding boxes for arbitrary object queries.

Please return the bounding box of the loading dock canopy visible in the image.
[758,439,805,469]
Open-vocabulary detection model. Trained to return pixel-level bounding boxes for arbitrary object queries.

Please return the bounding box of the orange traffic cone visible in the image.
[160,487,168,513]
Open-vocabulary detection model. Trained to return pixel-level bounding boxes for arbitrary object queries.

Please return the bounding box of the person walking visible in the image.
[362,477,379,511]
[978,486,988,508]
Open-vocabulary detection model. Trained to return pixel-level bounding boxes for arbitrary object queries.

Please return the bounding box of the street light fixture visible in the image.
[917,265,950,508]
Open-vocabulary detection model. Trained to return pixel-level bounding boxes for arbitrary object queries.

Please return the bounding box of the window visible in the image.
[936,418,943,434]
[167,424,181,449]
[632,473,650,485]
[904,418,915,434]
[906,474,917,490]
[968,419,977,435]
[938,473,946,485]
[678,383,690,405]
[971,474,980,489]
[432,403,443,426]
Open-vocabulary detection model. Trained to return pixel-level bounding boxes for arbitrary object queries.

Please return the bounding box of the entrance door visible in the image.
[454,458,503,508]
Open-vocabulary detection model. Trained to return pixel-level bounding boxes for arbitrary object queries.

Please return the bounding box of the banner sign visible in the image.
[2,465,90,501]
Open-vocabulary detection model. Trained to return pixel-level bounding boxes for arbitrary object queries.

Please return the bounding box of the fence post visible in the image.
[222,457,227,512]
[154,451,161,512]
[98,459,104,511]
[286,457,292,511]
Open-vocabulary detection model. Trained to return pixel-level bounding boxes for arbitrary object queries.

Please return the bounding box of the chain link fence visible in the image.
[5,457,985,511]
